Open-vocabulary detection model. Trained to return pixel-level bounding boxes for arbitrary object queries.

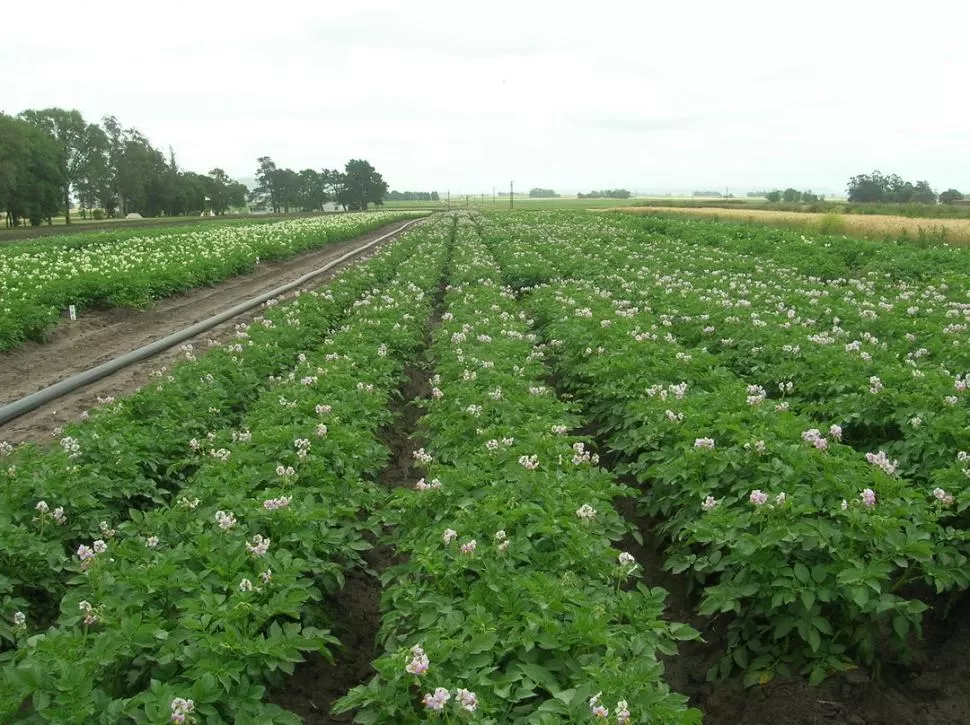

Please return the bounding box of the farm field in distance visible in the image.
[3,210,970,724]
[0,211,424,353]
[607,205,970,246]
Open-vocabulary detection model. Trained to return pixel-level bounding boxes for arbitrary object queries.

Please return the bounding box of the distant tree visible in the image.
[528,187,559,198]
[765,190,782,202]
[296,168,328,211]
[18,108,107,224]
[847,171,888,203]
[338,159,387,211]
[801,191,820,203]
[74,124,111,217]
[940,189,965,205]
[910,180,937,204]
[431,191,440,201]
[0,114,64,226]
[781,188,801,203]
[846,171,935,204]
[253,156,285,213]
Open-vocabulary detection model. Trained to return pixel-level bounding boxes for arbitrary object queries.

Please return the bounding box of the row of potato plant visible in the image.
[600,216,970,490]
[483,210,970,516]
[475,212,970,685]
[0,224,433,639]
[0,211,424,351]
[337,217,701,724]
[0,223,451,722]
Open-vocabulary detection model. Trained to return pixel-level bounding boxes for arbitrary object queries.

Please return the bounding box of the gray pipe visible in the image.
[0,219,424,427]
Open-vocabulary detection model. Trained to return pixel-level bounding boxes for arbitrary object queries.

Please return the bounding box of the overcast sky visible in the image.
[4,0,968,195]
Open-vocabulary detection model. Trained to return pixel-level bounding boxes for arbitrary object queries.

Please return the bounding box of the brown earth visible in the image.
[268,293,441,722]
[0,221,419,446]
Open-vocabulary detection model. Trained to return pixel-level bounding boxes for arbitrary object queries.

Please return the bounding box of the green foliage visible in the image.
[338,215,700,723]
[478,209,970,685]
[0,114,65,226]
[0,211,424,352]
[940,189,965,205]
[0,219,451,722]
[528,187,560,198]
[847,171,937,204]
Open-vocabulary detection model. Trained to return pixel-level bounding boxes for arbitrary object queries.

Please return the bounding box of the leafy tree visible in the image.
[253,156,284,213]
[205,168,247,214]
[0,114,64,226]
[910,180,937,204]
[847,171,888,202]
[940,189,965,205]
[529,188,559,198]
[18,108,106,224]
[847,171,937,204]
[74,125,111,217]
[337,159,387,211]
[296,169,329,211]
[782,188,802,203]
[765,190,782,202]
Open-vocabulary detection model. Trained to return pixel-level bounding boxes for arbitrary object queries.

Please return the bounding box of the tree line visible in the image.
[576,189,631,199]
[846,171,963,205]
[764,189,824,203]
[385,190,440,201]
[1,108,249,226]
[249,157,389,214]
[1,107,393,226]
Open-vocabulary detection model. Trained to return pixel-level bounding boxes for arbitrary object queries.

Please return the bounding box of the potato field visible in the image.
[3,211,970,724]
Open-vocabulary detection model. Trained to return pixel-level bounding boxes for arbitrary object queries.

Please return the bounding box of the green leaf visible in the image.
[893,615,910,640]
[793,563,810,584]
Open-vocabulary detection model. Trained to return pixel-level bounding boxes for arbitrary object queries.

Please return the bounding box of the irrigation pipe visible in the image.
[0,218,425,427]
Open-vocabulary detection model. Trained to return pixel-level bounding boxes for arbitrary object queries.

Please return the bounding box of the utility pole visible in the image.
[492,186,496,205]
[447,191,451,210]
[510,181,514,211]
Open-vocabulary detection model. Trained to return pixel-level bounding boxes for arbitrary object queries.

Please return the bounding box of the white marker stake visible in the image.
[68,305,77,321]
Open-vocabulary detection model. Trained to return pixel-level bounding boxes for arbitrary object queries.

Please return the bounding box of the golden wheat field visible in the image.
[603,206,970,245]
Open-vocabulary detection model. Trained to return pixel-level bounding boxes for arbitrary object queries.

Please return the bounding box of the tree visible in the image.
[529,188,559,198]
[0,114,64,226]
[74,124,111,217]
[18,108,106,224]
[910,180,937,205]
[940,189,965,205]
[847,171,937,204]
[765,190,782,202]
[297,169,328,211]
[781,188,802,203]
[338,159,387,211]
[847,171,888,203]
[253,156,284,213]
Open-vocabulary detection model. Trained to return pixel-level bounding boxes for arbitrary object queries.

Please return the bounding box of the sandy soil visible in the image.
[0,221,417,446]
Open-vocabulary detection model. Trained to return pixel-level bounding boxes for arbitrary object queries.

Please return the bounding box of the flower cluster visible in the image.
[214,510,237,530]
[413,448,433,464]
[170,697,196,724]
[415,478,442,491]
[865,450,898,476]
[518,454,539,470]
[246,534,271,557]
[78,600,98,626]
[263,495,292,510]
[405,644,430,675]
[571,442,600,466]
